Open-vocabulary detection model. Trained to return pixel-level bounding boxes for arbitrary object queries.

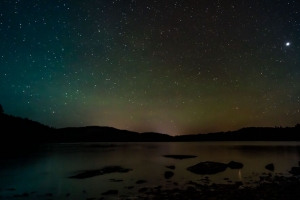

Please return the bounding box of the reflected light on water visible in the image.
[0,142,300,200]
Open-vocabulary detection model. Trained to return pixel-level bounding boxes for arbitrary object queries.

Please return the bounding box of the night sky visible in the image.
[0,0,299,135]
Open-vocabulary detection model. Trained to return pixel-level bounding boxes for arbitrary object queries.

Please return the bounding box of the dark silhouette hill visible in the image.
[1,104,300,143]
[174,126,300,141]
[0,113,54,143]
[56,126,139,142]
[56,128,173,142]
[140,132,173,142]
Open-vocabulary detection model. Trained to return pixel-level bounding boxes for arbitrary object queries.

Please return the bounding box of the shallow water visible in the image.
[0,142,300,199]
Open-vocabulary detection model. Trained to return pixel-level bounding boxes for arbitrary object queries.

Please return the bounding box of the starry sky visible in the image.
[0,0,299,135]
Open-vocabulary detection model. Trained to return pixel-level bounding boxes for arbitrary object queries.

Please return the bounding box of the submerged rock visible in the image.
[119,168,132,173]
[101,190,118,195]
[163,155,197,160]
[110,179,123,182]
[166,165,176,170]
[164,171,174,179]
[138,187,148,193]
[69,166,132,179]
[265,164,274,171]
[235,181,243,186]
[154,185,162,190]
[22,193,29,197]
[136,180,147,184]
[289,167,300,175]
[228,161,244,169]
[187,161,228,175]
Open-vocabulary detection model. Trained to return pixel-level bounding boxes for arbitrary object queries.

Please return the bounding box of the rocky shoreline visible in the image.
[1,174,300,199]
[133,175,300,200]
[1,157,300,200]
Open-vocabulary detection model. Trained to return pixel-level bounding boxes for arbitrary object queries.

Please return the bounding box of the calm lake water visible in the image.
[0,142,300,199]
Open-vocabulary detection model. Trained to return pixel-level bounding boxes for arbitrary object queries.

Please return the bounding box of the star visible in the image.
[0,0,299,135]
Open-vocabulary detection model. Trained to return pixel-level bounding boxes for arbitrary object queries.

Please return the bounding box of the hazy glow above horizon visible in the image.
[0,0,299,135]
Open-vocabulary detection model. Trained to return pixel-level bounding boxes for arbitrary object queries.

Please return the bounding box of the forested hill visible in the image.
[174,126,300,141]
[0,113,54,143]
[1,106,300,143]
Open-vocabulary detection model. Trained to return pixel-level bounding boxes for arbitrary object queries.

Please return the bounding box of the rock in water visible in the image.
[136,180,147,184]
[101,190,118,195]
[228,161,244,169]
[138,187,148,193]
[289,167,300,175]
[164,171,174,179]
[22,193,29,197]
[109,179,123,182]
[166,165,175,170]
[187,161,228,175]
[69,166,132,179]
[265,164,274,171]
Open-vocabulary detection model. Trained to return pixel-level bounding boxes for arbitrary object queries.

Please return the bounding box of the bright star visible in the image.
[286,42,290,46]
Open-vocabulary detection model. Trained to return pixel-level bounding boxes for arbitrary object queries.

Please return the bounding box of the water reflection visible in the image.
[0,142,299,200]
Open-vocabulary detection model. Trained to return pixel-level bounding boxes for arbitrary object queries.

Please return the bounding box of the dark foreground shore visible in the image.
[133,176,300,200]
[1,175,300,200]
[2,160,300,200]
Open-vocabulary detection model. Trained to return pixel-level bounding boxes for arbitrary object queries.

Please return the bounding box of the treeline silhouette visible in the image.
[1,104,300,143]
[0,111,54,143]
[56,127,172,142]
[173,126,300,141]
